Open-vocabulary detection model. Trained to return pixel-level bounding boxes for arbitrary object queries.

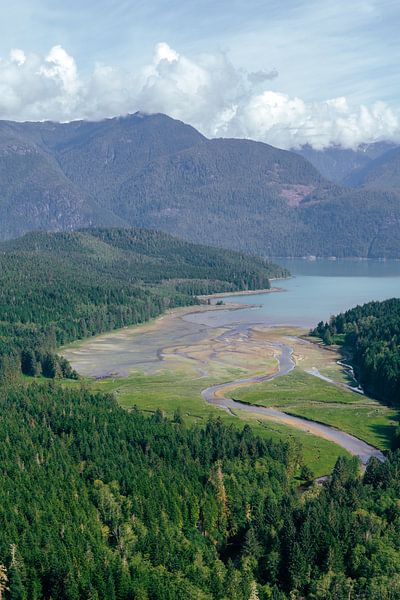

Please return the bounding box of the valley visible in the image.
[63,305,352,476]
[2,3,400,597]
[62,260,400,476]
[1,210,399,600]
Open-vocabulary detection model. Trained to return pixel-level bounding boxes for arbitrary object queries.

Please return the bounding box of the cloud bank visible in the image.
[0,42,399,149]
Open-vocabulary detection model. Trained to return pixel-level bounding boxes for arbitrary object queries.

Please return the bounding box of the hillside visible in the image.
[295,141,400,197]
[1,381,400,599]
[0,227,287,378]
[1,113,400,257]
[0,114,204,238]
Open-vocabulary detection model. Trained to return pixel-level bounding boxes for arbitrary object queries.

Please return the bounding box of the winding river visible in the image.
[201,336,385,465]
[64,259,400,466]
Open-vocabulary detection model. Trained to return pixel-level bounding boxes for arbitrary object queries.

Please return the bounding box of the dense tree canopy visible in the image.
[0,382,399,599]
[0,228,287,379]
[0,229,399,598]
[312,298,400,405]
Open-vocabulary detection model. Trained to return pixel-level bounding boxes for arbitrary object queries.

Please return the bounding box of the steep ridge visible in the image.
[1,113,400,257]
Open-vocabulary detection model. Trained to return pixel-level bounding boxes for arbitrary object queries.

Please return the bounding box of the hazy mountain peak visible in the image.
[0,113,399,258]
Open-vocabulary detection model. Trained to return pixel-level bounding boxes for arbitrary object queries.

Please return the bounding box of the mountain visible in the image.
[1,112,400,257]
[295,142,397,184]
[344,145,400,191]
[0,114,204,238]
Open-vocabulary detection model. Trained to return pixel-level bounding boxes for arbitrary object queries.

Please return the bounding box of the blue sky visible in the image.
[0,0,399,147]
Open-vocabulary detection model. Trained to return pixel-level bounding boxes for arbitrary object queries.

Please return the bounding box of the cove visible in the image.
[184,258,400,329]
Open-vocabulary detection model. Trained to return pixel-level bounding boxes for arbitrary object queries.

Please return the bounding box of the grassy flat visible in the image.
[233,370,398,450]
[89,367,349,476]
[60,311,397,476]
[233,370,361,406]
[286,405,398,450]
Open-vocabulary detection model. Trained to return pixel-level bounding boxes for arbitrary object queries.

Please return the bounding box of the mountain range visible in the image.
[294,142,398,184]
[1,112,400,257]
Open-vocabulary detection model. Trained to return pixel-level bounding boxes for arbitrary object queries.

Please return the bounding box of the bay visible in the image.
[184,259,400,329]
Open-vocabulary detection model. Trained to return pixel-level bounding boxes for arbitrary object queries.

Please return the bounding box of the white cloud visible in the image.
[39,45,79,94]
[0,42,399,149]
[229,93,400,149]
[9,49,26,66]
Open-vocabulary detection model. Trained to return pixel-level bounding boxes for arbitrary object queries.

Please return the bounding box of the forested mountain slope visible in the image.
[0,114,203,238]
[1,113,400,257]
[344,146,400,191]
[0,227,287,378]
[296,141,400,199]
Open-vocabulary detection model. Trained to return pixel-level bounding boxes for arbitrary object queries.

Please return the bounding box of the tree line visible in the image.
[0,382,399,599]
[0,228,287,380]
[312,298,400,406]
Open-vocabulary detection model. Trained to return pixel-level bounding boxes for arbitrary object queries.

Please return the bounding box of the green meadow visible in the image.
[86,367,349,477]
[233,370,398,450]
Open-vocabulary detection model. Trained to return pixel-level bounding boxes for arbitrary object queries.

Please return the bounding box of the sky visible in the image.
[0,0,399,148]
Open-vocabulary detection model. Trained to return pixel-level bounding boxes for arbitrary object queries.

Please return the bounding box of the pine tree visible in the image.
[8,545,27,600]
[41,353,59,378]
[20,350,38,376]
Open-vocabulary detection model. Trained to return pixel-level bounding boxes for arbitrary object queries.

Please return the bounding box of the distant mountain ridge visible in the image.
[344,145,400,191]
[1,112,400,257]
[294,142,398,184]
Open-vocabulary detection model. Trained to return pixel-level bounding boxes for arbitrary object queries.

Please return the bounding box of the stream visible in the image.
[201,337,385,465]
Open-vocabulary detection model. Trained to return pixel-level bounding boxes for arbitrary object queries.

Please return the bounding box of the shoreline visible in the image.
[61,285,283,353]
[62,291,392,466]
[60,298,254,353]
[199,286,284,300]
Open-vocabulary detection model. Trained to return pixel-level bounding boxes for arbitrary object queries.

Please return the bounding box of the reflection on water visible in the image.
[64,259,400,376]
[275,257,400,278]
[185,259,400,329]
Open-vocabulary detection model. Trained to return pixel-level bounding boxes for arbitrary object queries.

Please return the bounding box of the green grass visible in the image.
[233,370,361,406]
[286,405,399,450]
[86,368,349,477]
[232,370,398,450]
[58,331,392,475]
[93,369,223,420]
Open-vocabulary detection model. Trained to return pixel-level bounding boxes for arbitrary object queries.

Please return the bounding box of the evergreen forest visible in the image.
[0,227,287,379]
[313,298,400,405]
[0,383,399,599]
[0,229,399,599]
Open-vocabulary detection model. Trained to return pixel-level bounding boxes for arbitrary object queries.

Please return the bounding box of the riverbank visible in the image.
[199,286,284,300]
[61,294,398,475]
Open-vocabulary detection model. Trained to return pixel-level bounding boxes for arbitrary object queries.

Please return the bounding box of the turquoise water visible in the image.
[187,259,400,328]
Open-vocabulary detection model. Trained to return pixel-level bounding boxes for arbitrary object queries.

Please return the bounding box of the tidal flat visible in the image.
[61,298,397,476]
[61,259,400,474]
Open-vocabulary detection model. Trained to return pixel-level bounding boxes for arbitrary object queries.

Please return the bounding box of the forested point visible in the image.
[0,227,288,380]
[312,298,400,406]
[0,382,399,599]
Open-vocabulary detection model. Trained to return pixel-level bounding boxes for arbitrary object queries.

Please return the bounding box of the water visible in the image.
[185,259,400,329]
[65,259,400,376]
